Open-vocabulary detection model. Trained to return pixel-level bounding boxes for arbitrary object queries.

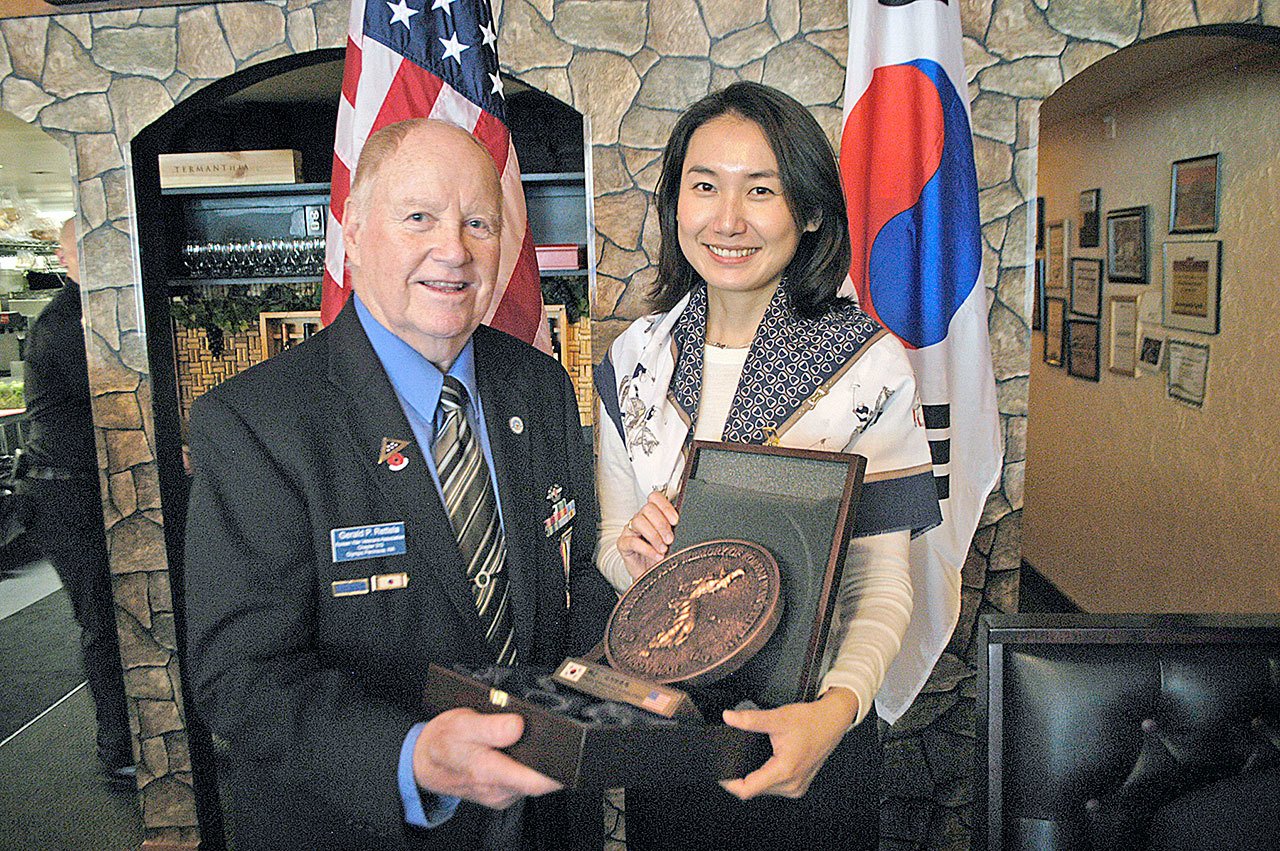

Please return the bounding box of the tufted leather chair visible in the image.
[976,614,1280,851]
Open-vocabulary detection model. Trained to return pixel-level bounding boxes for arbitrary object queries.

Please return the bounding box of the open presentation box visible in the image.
[424,663,770,788]
[671,442,866,707]
[424,441,866,788]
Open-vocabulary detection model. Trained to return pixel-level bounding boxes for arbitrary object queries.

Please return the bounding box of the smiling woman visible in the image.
[674,115,811,347]
[649,84,851,328]
[594,82,945,851]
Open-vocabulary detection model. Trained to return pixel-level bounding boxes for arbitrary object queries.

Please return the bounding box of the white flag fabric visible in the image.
[840,0,1003,723]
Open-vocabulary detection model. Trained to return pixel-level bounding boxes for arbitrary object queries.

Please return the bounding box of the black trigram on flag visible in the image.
[922,403,951,501]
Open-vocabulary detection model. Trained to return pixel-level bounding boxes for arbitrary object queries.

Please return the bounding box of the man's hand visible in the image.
[617,490,680,580]
[412,708,562,809]
[718,687,859,800]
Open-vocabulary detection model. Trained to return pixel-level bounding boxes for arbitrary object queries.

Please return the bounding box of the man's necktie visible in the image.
[433,376,515,665]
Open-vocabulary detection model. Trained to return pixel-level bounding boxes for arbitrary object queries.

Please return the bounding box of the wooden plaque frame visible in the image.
[672,441,866,706]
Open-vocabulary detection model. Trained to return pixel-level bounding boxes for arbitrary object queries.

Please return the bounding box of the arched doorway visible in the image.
[0,108,148,847]
[1023,25,1280,613]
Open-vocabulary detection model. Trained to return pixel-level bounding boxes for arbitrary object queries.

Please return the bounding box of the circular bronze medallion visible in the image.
[605,540,782,686]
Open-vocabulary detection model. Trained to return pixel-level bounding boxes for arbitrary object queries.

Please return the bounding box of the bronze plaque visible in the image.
[605,540,781,686]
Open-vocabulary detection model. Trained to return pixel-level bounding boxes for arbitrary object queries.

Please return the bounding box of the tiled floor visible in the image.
[0,557,59,620]
[0,549,143,851]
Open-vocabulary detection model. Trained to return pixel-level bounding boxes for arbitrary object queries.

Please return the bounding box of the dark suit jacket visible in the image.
[184,302,614,850]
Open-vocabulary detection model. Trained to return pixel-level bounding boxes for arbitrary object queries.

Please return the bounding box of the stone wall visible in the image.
[0,6,351,846]
[2,0,1277,847]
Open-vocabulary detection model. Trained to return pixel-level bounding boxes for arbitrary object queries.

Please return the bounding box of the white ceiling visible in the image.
[0,109,73,225]
[1040,33,1280,128]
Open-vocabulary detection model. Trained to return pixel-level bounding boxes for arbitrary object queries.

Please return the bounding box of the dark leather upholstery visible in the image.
[979,616,1280,851]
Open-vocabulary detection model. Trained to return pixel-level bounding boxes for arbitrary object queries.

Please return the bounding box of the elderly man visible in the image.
[184,119,612,850]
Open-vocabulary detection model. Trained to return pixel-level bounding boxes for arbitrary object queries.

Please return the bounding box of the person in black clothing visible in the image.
[19,217,133,784]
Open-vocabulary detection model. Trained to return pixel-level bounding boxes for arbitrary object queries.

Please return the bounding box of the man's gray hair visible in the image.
[346,118,501,217]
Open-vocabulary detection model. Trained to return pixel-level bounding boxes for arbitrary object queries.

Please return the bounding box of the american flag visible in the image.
[323,0,548,349]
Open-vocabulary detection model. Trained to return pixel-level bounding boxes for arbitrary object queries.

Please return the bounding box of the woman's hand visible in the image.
[617,491,679,580]
[718,687,859,800]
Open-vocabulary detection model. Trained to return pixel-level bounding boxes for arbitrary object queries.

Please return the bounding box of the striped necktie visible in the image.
[433,376,515,665]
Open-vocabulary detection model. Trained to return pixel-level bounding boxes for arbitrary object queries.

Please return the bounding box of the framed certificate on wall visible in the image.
[1079,188,1100,247]
[1108,296,1139,377]
[1162,240,1221,334]
[1046,219,1070,292]
[1067,319,1100,381]
[1106,206,1148,283]
[1069,257,1103,319]
[1043,297,1066,367]
[1169,154,1219,234]
[1167,339,1210,407]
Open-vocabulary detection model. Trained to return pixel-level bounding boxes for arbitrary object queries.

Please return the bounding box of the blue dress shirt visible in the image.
[354,295,505,830]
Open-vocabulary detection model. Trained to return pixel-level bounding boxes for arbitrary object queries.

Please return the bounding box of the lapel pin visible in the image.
[546,484,563,502]
[544,495,576,537]
[378,437,413,471]
[372,572,409,591]
[508,416,524,434]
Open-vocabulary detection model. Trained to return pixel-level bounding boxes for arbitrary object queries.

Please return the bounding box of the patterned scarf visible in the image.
[671,281,882,443]
[605,280,883,494]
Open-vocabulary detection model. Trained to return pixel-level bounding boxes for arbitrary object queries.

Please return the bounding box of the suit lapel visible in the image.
[474,327,539,663]
[324,302,489,645]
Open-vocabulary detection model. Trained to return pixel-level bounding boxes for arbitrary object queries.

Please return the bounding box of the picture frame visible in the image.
[1107,295,1139,377]
[258,310,322,361]
[1170,153,1219,233]
[1035,196,1045,251]
[1031,256,1047,331]
[1138,334,1166,372]
[1069,256,1103,319]
[1079,188,1101,248]
[1166,338,1209,407]
[1043,297,1066,367]
[1045,219,1070,292]
[1162,240,1222,334]
[1105,206,1148,283]
[1066,318,1101,381]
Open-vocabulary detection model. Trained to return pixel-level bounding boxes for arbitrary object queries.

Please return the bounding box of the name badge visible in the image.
[331,522,406,563]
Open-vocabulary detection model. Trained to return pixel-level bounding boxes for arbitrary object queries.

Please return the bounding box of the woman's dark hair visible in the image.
[650,81,851,318]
